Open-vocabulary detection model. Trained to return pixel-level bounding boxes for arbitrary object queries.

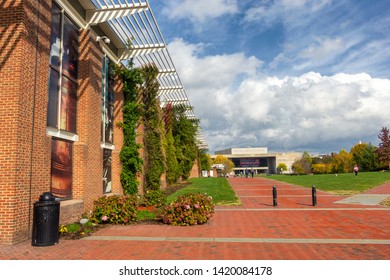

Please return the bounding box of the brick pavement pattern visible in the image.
[1,177,390,260]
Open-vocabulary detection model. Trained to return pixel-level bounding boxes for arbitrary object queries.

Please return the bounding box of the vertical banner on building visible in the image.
[51,139,72,199]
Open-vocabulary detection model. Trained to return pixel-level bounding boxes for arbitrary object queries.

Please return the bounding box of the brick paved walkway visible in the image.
[1,177,390,260]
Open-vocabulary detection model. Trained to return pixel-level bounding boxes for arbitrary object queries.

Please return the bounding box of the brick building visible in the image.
[0,0,204,245]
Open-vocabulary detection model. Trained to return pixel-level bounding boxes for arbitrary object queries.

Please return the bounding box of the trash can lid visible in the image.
[39,192,56,202]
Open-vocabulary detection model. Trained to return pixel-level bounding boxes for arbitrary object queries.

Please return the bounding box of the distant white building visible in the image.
[211,147,302,175]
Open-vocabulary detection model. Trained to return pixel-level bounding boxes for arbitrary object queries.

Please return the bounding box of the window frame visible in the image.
[47,2,79,137]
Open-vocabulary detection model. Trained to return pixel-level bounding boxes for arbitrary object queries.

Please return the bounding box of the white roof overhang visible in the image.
[58,0,208,150]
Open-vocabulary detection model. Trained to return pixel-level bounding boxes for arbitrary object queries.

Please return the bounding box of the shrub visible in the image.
[160,193,215,226]
[90,194,139,224]
[312,163,329,174]
[143,189,167,207]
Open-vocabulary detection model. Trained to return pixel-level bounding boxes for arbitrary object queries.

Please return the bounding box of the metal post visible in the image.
[312,186,317,206]
[273,186,277,207]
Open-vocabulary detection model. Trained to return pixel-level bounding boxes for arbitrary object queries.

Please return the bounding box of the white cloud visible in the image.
[297,37,345,66]
[168,40,390,153]
[168,38,262,90]
[244,0,331,26]
[161,0,238,23]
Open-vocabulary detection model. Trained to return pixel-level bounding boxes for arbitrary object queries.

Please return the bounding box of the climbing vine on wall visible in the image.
[115,62,143,195]
[115,60,200,192]
[140,64,166,191]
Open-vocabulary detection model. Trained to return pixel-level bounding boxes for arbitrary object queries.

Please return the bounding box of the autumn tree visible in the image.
[376,127,390,169]
[312,163,330,174]
[292,161,305,175]
[213,155,234,175]
[332,149,353,173]
[292,151,312,174]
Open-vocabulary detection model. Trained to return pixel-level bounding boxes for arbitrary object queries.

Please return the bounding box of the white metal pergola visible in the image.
[64,0,208,149]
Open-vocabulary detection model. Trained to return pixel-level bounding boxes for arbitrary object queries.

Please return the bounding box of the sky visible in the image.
[147,0,390,155]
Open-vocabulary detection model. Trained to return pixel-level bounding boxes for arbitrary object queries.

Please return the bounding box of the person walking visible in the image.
[353,165,359,176]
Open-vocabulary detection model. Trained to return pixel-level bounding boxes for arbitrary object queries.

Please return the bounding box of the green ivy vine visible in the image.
[115,60,201,192]
[115,62,144,195]
[140,64,166,191]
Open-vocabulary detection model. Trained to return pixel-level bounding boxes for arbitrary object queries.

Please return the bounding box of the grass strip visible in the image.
[266,172,390,194]
[167,177,240,205]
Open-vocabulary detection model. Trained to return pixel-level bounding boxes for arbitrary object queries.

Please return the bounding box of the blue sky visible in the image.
[148,0,390,154]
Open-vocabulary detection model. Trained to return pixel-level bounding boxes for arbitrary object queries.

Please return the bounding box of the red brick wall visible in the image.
[74,29,104,213]
[0,0,128,244]
[189,157,201,179]
[0,0,52,245]
[0,0,178,244]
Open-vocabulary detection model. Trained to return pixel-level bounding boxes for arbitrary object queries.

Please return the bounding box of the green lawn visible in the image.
[266,172,390,195]
[166,172,390,204]
[167,177,240,205]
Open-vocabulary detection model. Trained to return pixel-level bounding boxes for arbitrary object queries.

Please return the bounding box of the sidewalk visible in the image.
[1,177,390,260]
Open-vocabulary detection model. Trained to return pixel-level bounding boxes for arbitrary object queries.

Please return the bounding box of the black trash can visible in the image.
[31,192,60,246]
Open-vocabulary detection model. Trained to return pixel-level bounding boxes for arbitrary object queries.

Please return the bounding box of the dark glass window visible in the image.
[47,68,59,128]
[103,149,112,194]
[47,3,79,133]
[101,57,114,144]
[62,16,78,80]
[101,57,114,194]
[49,5,61,68]
[48,2,79,200]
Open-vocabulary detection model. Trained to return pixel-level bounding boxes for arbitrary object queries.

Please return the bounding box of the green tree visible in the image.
[277,163,287,173]
[162,103,180,186]
[164,129,180,185]
[301,151,312,174]
[376,127,390,169]
[351,142,379,171]
[200,151,212,171]
[171,105,199,180]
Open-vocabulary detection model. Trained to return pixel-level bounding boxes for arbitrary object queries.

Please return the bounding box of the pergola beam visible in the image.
[87,5,149,25]
[119,44,165,59]
[78,0,208,150]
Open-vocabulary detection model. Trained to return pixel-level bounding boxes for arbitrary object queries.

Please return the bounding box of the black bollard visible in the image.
[273,186,277,207]
[312,186,317,206]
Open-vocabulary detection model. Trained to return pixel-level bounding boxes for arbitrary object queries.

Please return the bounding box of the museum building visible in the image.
[212,148,302,175]
[0,0,204,244]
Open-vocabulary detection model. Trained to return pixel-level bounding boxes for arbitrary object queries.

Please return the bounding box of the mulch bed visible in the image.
[59,223,110,240]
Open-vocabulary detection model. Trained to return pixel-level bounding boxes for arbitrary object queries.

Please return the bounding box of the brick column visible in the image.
[0,0,52,244]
